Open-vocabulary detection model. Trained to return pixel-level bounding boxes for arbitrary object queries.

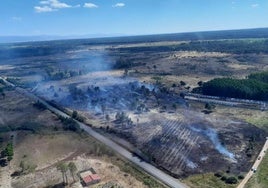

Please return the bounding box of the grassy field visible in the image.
[183,173,238,188]
[246,116,268,133]
[211,105,268,133]
[245,152,268,188]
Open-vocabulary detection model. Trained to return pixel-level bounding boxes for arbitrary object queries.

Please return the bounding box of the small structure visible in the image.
[79,168,101,186]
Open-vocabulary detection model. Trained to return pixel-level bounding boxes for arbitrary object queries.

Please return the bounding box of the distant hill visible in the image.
[91,27,268,44]
[0,34,124,44]
[0,35,65,43]
[1,27,268,44]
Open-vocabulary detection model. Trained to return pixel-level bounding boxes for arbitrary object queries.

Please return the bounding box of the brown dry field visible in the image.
[11,133,146,188]
[0,89,149,188]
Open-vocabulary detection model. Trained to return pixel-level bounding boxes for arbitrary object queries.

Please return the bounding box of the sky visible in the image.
[1,0,268,36]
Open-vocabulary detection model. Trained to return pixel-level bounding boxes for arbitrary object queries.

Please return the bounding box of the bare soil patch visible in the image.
[11,133,146,188]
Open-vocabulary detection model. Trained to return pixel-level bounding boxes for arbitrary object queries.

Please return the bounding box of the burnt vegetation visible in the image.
[0,28,267,184]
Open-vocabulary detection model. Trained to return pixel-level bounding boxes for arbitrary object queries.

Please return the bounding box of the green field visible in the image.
[183,173,238,188]
[246,116,268,133]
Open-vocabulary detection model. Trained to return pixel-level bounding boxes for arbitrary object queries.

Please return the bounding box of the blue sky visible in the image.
[1,0,268,36]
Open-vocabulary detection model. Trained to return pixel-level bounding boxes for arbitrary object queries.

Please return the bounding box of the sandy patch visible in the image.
[173,51,229,58]
[227,63,255,70]
[0,65,14,71]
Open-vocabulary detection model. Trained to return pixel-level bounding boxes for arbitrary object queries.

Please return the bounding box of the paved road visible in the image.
[185,94,267,111]
[237,139,268,188]
[0,77,188,188]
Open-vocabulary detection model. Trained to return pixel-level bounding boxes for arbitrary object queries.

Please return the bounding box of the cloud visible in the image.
[34,6,56,13]
[84,3,98,8]
[35,0,72,13]
[251,3,259,8]
[40,0,71,8]
[112,3,125,8]
[11,17,22,21]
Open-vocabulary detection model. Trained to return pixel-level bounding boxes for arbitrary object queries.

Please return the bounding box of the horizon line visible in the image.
[1,27,268,44]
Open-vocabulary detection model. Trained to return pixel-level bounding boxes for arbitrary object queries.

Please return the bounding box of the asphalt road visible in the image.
[236,139,268,188]
[1,77,188,188]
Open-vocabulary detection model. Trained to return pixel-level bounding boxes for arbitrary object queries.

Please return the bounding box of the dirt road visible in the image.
[0,77,188,188]
[0,165,12,188]
[185,93,267,111]
[236,138,268,188]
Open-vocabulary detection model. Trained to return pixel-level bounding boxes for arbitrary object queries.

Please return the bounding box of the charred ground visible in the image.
[0,30,268,187]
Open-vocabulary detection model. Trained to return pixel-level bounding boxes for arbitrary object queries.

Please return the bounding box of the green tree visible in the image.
[205,103,215,110]
[105,114,110,122]
[57,162,69,184]
[101,104,106,115]
[1,92,5,99]
[201,77,268,100]
[20,161,27,173]
[68,162,77,182]
[72,111,78,119]
[225,176,238,184]
[4,143,13,161]
[198,81,203,87]
[172,103,177,110]
[180,81,186,86]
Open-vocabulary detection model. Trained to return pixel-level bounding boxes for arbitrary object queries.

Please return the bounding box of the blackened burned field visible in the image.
[32,70,265,177]
[0,33,267,178]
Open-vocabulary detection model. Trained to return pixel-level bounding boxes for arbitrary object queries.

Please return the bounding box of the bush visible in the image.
[16,122,42,133]
[33,100,47,110]
[59,116,80,132]
[180,92,185,98]
[114,59,132,69]
[221,176,227,181]
[71,111,84,122]
[225,176,238,184]
[2,143,14,161]
[214,172,223,177]
[205,103,215,110]
[198,81,203,86]
[180,81,186,86]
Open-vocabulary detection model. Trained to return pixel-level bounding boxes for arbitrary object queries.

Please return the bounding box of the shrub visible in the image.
[180,81,186,86]
[33,100,47,110]
[59,116,80,132]
[225,176,238,184]
[214,172,223,177]
[221,176,227,181]
[205,103,215,110]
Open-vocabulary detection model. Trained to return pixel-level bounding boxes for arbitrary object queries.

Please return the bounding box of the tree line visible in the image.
[195,71,268,101]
